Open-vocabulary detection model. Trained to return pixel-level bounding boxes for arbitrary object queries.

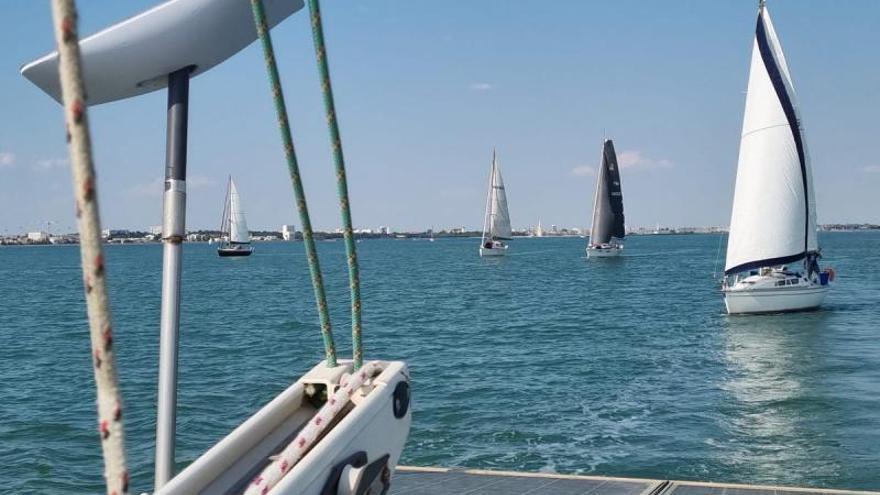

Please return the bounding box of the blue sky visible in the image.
[1,1,878,234]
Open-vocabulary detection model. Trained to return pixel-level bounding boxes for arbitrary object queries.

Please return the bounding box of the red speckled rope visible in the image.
[243,361,383,495]
[51,1,129,493]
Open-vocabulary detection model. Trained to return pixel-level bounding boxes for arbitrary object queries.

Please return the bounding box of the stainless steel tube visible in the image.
[154,67,190,490]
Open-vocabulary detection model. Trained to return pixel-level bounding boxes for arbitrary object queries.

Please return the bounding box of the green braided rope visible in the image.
[307,0,364,370]
[250,0,337,367]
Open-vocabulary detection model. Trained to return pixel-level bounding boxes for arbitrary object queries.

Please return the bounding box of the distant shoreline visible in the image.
[3,228,877,248]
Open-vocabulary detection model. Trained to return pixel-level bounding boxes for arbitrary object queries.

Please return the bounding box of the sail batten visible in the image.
[589,139,625,246]
[724,5,817,275]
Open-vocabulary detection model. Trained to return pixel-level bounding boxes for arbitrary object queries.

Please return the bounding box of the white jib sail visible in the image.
[228,179,251,244]
[488,156,512,239]
[725,5,817,274]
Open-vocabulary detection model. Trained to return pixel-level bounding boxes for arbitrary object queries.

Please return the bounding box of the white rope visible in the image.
[51,1,129,493]
[243,361,384,495]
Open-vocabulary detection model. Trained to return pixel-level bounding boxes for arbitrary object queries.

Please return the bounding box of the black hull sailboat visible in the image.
[218,176,253,257]
[218,244,253,257]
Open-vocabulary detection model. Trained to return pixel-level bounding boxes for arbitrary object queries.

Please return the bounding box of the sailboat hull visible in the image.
[218,245,253,257]
[723,284,828,314]
[587,245,623,258]
[479,245,508,257]
[155,360,411,495]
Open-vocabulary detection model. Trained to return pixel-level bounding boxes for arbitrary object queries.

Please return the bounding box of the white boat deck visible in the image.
[389,467,879,495]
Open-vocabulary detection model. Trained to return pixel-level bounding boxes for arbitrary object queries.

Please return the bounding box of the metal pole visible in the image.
[154,67,190,490]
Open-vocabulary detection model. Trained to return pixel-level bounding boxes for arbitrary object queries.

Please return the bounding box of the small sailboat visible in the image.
[479,149,512,257]
[218,176,254,257]
[722,0,832,314]
[587,139,625,258]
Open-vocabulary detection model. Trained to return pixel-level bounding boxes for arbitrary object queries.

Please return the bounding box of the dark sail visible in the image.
[590,139,625,245]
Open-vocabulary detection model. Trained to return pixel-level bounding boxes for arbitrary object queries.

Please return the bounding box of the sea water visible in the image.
[1,232,879,494]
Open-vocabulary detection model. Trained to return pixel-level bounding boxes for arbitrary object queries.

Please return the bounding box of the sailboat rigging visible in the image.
[23,1,411,493]
[722,1,833,314]
[218,176,253,257]
[587,139,625,258]
[479,149,512,257]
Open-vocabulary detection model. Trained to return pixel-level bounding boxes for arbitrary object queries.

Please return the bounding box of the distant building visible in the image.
[27,231,49,242]
[149,225,163,235]
[101,229,130,239]
[186,233,210,242]
[281,224,295,241]
[378,226,390,235]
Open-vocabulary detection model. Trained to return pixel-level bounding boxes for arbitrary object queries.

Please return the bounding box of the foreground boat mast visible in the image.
[156,65,191,488]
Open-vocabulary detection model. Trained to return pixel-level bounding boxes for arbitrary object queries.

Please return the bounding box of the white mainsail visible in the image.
[228,179,251,244]
[725,3,817,275]
[483,152,512,240]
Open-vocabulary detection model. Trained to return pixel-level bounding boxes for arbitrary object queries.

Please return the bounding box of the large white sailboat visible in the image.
[479,150,512,257]
[722,1,832,314]
[587,139,625,258]
[218,176,254,257]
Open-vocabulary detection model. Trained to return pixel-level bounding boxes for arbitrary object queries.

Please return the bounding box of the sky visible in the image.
[1,0,878,234]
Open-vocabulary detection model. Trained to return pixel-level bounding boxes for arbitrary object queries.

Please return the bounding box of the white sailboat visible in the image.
[479,149,512,257]
[218,176,254,257]
[587,139,625,258]
[722,1,832,314]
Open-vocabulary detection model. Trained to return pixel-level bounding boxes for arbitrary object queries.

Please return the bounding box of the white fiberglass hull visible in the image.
[157,360,411,495]
[723,284,828,314]
[479,245,508,257]
[587,245,623,258]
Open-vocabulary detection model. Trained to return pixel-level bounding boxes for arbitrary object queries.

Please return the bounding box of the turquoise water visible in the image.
[1,233,879,494]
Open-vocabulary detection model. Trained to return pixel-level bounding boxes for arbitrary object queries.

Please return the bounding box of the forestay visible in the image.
[228,180,250,244]
[725,4,818,275]
[590,139,625,245]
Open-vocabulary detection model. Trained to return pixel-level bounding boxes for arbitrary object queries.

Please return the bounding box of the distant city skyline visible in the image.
[1,1,879,234]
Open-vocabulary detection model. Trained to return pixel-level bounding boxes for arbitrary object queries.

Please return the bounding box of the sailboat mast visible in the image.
[481,149,496,243]
[219,175,231,238]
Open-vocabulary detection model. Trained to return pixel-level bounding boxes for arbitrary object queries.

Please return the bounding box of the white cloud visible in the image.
[0,151,15,168]
[862,165,880,173]
[571,165,596,177]
[34,157,69,170]
[617,150,672,170]
[128,175,217,197]
[469,82,493,91]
